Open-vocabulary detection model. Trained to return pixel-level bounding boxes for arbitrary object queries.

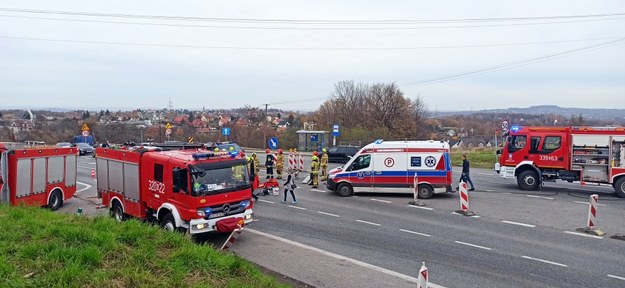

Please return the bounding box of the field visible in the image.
[450,148,498,169]
[0,205,288,288]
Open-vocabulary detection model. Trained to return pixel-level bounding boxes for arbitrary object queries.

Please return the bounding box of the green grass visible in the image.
[0,205,290,288]
[451,148,498,169]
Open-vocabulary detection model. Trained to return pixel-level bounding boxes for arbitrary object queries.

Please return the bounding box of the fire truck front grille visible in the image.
[206,201,246,219]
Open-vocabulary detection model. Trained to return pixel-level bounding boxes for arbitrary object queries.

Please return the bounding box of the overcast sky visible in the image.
[1,0,624,111]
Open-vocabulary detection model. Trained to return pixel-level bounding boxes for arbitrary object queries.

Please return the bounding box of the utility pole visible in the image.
[263,104,269,149]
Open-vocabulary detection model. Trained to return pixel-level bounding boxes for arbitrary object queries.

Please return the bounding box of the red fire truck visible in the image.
[495,126,625,197]
[96,146,254,234]
[0,143,78,210]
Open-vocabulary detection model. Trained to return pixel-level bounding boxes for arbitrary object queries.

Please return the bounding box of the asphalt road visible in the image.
[65,154,625,287]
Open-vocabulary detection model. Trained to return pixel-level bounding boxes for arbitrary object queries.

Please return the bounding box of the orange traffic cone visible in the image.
[91,170,96,178]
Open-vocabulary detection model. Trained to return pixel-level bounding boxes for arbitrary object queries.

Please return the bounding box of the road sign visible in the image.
[268,137,279,149]
[82,130,89,137]
[501,120,509,132]
[221,127,231,136]
[165,122,172,129]
[332,124,340,137]
[165,128,172,135]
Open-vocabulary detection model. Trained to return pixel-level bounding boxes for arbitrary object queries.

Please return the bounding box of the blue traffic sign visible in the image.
[221,127,230,136]
[332,124,340,137]
[268,137,279,149]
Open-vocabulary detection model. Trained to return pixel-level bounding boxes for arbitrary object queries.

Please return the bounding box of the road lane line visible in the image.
[245,228,446,288]
[355,219,381,226]
[371,198,392,204]
[288,205,306,210]
[317,211,340,217]
[526,195,554,200]
[78,165,94,170]
[501,220,536,228]
[454,241,492,251]
[399,229,431,237]
[573,201,606,207]
[608,274,625,281]
[563,231,604,239]
[521,256,568,267]
[408,205,433,211]
[311,189,328,193]
[258,199,274,204]
[76,181,92,194]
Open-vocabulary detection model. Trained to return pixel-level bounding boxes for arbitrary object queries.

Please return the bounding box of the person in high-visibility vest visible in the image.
[311,154,320,188]
[252,153,260,175]
[276,149,284,179]
[232,164,244,181]
[320,148,329,181]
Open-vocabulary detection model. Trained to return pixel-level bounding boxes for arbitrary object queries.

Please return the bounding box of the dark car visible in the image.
[75,142,94,155]
[327,146,360,163]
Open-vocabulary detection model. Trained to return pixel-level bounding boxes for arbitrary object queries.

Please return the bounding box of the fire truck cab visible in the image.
[96,147,254,234]
[495,126,625,197]
[0,143,78,210]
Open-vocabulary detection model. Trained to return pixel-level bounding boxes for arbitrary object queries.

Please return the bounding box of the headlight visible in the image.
[329,174,336,180]
[196,210,205,217]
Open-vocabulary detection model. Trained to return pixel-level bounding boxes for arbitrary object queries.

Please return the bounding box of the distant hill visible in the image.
[435,105,625,120]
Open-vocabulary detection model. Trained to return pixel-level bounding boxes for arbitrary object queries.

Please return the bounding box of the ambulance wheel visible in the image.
[336,183,353,197]
[161,213,177,232]
[417,184,434,199]
[48,190,63,211]
[518,170,540,191]
[614,177,625,198]
[112,202,126,222]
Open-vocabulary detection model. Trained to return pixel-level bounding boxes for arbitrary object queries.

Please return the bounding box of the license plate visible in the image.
[209,212,225,219]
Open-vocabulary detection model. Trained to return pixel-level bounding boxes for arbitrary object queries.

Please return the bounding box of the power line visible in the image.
[1,35,621,51]
[1,7,624,24]
[1,14,624,30]
[399,38,625,87]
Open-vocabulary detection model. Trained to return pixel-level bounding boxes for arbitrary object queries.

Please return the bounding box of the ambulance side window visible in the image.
[348,154,371,171]
[410,157,422,167]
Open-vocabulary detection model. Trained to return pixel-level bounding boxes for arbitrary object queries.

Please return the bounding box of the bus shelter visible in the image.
[296,130,329,152]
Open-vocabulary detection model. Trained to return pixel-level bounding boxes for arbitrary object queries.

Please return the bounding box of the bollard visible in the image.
[298,153,305,172]
[91,169,96,178]
[418,261,428,288]
[288,153,294,172]
[409,173,426,207]
[577,194,605,236]
[455,181,475,216]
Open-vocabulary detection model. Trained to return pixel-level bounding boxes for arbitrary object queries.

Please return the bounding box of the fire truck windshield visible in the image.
[190,162,250,197]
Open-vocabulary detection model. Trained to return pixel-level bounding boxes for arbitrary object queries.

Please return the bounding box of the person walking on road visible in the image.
[282,172,297,204]
[460,154,475,191]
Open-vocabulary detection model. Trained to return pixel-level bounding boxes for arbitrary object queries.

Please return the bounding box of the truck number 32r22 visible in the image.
[148,180,165,194]
[539,155,558,161]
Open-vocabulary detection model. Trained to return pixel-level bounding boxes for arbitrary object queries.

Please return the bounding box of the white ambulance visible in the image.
[326,140,453,198]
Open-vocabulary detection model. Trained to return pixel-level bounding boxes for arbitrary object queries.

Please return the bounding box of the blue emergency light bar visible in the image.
[192,153,214,159]
[510,126,522,132]
[374,139,384,144]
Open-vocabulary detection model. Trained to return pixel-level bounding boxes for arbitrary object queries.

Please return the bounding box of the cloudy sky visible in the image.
[1,0,624,111]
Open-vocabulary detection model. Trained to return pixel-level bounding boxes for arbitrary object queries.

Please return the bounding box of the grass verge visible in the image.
[0,205,289,288]
[451,148,498,169]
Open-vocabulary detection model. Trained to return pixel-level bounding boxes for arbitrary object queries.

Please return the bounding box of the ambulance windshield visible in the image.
[190,161,250,196]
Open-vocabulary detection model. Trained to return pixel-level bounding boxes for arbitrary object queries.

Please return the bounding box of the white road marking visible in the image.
[563,231,604,239]
[521,256,568,267]
[608,274,625,281]
[408,205,434,211]
[476,173,494,176]
[355,219,381,226]
[78,165,95,170]
[317,211,340,217]
[87,162,96,165]
[501,220,536,228]
[399,229,431,237]
[573,201,607,207]
[288,205,306,210]
[370,198,392,204]
[246,228,446,288]
[258,199,274,204]
[526,195,554,200]
[76,181,92,194]
[454,241,492,251]
[311,189,328,193]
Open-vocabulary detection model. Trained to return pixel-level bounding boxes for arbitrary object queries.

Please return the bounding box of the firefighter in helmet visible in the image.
[265,149,275,179]
[214,147,220,152]
[310,154,320,188]
[251,152,260,175]
[276,149,284,179]
[320,148,329,181]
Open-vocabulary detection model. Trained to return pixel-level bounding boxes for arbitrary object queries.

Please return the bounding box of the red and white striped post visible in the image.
[221,227,244,250]
[418,261,428,288]
[456,181,475,216]
[409,173,426,206]
[298,153,304,172]
[288,152,294,172]
[587,194,599,230]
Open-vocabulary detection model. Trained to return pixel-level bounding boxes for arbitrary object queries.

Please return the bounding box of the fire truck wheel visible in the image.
[614,177,625,198]
[417,184,434,199]
[336,183,353,197]
[48,190,63,211]
[112,202,126,222]
[160,213,177,232]
[518,170,540,191]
